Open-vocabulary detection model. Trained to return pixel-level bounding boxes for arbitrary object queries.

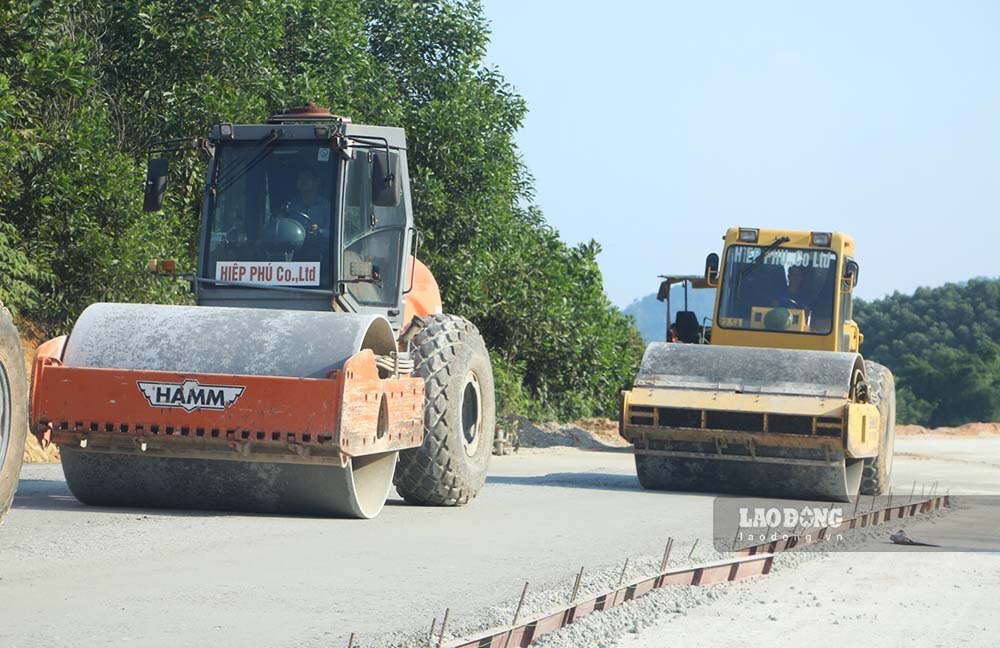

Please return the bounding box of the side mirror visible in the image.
[844,259,860,288]
[143,158,169,212]
[371,150,401,207]
[656,280,670,302]
[704,253,720,285]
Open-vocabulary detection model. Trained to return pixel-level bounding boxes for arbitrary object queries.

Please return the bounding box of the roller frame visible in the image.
[621,342,882,501]
[29,303,424,518]
[32,342,423,466]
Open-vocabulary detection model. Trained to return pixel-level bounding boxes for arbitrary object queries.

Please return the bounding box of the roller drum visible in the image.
[636,343,865,399]
[635,454,864,502]
[631,343,868,502]
[59,303,398,518]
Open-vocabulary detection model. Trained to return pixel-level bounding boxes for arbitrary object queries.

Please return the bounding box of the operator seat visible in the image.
[674,311,701,343]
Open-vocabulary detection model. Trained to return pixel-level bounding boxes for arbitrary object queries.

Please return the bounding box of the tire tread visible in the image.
[860,360,895,495]
[0,304,28,524]
[394,314,494,506]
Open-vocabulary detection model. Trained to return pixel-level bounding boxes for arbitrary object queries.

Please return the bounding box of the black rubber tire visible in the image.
[860,360,895,495]
[394,314,495,506]
[0,304,28,524]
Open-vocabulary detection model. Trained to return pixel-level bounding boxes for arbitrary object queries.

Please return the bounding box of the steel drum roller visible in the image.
[631,343,867,502]
[58,303,399,518]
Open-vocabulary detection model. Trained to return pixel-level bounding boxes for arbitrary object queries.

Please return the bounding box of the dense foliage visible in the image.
[856,278,1000,427]
[0,0,643,419]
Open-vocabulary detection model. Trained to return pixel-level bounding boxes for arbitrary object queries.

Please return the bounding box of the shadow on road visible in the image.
[12,479,85,512]
[487,472,643,492]
[12,479,226,518]
[486,473,766,502]
[512,445,633,454]
[14,478,417,520]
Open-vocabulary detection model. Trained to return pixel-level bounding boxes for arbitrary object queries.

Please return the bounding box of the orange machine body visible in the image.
[402,256,443,326]
[31,337,424,465]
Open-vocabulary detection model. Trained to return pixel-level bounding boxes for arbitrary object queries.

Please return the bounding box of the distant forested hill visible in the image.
[856,278,1000,426]
[624,285,716,343]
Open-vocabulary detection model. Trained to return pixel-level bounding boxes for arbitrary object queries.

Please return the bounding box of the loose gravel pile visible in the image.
[509,416,629,451]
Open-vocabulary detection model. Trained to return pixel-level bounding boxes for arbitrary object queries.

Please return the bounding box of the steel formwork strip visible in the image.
[445,495,949,648]
[445,555,773,648]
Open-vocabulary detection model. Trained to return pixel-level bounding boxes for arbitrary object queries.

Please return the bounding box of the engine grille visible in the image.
[629,406,842,438]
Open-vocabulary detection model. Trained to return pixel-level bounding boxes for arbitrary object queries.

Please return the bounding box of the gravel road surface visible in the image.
[1,434,996,647]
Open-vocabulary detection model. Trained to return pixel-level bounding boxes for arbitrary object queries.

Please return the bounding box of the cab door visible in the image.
[338,148,410,327]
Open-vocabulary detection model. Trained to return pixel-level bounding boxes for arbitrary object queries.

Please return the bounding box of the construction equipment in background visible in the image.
[0,301,27,523]
[29,105,495,518]
[620,228,895,501]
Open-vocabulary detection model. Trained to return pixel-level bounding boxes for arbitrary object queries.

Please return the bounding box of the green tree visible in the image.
[0,0,643,420]
[856,278,1000,426]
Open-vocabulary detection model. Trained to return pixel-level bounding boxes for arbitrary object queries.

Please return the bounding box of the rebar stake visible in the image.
[568,567,584,604]
[618,559,630,586]
[512,582,529,625]
[503,583,529,648]
[731,523,742,551]
[660,538,674,571]
[437,608,450,648]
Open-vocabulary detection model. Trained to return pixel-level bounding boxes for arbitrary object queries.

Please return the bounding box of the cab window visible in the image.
[342,149,406,306]
[717,245,838,334]
[206,142,334,288]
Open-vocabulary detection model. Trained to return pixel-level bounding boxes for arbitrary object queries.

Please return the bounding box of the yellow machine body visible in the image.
[620,227,891,501]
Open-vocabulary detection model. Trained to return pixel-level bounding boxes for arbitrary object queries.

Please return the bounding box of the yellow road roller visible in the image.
[620,228,894,501]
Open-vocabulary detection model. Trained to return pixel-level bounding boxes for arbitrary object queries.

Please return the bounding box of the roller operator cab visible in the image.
[706,228,862,353]
[621,228,895,502]
[143,104,438,326]
[29,106,496,518]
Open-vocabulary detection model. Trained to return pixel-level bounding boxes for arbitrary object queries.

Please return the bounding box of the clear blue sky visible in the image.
[482,1,1000,307]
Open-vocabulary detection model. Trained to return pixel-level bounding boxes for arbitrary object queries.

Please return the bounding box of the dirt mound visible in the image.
[572,417,620,439]
[24,433,61,463]
[510,416,629,450]
[16,330,61,463]
[897,422,1000,437]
